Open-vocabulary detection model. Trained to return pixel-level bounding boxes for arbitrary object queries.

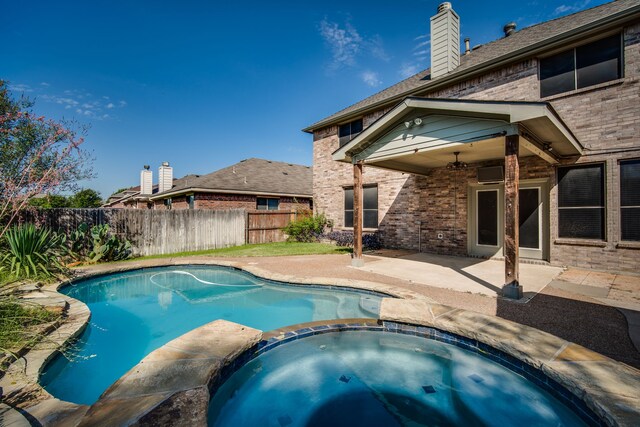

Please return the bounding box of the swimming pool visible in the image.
[209,330,589,426]
[40,266,382,405]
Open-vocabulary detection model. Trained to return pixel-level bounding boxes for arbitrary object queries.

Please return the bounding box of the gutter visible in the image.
[302,5,640,133]
[148,187,313,201]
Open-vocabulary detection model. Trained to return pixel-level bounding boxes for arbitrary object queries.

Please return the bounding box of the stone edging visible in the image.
[3,259,638,426]
[380,299,640,427]
[0,258,433,425]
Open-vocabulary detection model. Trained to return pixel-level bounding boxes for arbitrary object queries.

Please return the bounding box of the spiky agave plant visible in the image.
[0,224,67,279]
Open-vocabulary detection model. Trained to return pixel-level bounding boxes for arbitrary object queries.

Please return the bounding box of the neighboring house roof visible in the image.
[303,0,640,132]
[102,175,199,207]
[149,158,312,200]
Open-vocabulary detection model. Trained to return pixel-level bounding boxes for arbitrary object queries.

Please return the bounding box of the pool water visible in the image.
[40,266,381,405]
[209,331,587,427]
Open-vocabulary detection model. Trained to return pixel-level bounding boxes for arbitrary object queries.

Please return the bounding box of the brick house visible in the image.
[106,158,312,211]
[305,0,640,294]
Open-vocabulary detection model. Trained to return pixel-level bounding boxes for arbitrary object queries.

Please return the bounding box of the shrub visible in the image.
[283,213,332,243]
[65,223,131,264]
[0,224,67,279]
[325,230,382,250]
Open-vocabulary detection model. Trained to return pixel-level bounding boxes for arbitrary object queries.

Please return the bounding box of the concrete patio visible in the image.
[359,251,563,300]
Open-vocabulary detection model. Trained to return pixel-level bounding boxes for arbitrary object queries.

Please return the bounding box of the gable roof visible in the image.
[303,0,640,133]
[103,175,199,207]
[149,158,312,200]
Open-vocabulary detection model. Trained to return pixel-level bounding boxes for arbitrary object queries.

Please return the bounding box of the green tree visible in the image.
[69,189,102,208]
[27,194,70,209]
[0,80,92,237]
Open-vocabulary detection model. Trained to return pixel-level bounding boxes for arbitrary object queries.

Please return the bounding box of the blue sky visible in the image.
[2,0,607,197]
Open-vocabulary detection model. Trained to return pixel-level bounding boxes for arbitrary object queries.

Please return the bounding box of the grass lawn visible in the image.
[132,242,351,260]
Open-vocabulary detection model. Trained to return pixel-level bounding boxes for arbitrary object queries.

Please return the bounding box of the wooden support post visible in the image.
[352,161,364,267]
[503,134,523,299]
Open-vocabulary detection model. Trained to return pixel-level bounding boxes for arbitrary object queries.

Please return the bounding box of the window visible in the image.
[344,185,378,229]
[257,197,279,210]
[620,159,640,241]
[187,194,195,209]
[558,164,605,239]
[164,198,172,210]
[540,34,622,97]
[339,118,363,147]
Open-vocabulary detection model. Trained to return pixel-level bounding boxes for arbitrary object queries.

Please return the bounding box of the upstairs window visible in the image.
[257,197,279,210]
[339,118,363,147]
[557,164,605,240]
[344,185,378,229]
[620,159,640,241]
[540,34,622,98]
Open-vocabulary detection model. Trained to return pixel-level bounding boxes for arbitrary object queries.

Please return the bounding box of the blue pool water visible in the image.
[209,331,587,427]
[40,266,381,405]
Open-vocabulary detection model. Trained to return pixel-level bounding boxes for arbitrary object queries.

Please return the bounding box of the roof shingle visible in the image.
[304,0,640,132]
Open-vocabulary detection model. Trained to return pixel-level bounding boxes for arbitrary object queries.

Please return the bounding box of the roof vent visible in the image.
[503,22,516,37]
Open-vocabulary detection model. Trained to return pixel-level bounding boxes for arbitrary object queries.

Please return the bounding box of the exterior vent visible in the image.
[158,162,173,193]
[478,166,504,183]
[430,2,460,79]
[140,165,153,195]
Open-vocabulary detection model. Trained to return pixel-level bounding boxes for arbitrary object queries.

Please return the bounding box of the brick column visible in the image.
[352,162,364,267]
[503,134,522,299]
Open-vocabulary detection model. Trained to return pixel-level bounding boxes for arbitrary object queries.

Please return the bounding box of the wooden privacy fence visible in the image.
[246,209,312,244]
[18,208,246,256]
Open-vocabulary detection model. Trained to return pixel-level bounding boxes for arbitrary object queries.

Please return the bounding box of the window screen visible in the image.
[257,198,279,210]
[576,35,622,89]
[558,164,605,239]
[540,34,622,97]
[344,185,378,228]
[339,119,364,147]
[620,160,640,241]
[540,50,575,98]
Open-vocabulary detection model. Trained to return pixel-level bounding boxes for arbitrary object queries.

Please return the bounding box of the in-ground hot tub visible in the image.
[208,329,595,427]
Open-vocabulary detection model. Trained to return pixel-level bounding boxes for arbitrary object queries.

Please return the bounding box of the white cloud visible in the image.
[414,34,429,41]
[554,0,590,15]
[319,18,362,69]
[319,17,389,71]
[8,83,33,93]
[40,82,50,87]
[39,88,125,121]
[361,70,382,87]
[415,40,430,49]
[399,63,420,79]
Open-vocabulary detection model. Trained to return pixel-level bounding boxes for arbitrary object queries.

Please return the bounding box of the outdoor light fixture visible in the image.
[404,118,424,128]
[446,151,468,170]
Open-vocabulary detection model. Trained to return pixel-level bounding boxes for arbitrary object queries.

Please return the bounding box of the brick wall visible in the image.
[312,22,640,272]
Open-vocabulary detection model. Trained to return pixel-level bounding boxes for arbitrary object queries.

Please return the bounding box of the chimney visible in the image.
[158,161,173,193]
[140,165,153,195]
[503,22,516,37]
[464,37,470,55]
[430,2,460,79]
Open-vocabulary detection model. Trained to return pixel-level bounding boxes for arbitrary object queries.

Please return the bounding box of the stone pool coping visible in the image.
[1,259,638,426]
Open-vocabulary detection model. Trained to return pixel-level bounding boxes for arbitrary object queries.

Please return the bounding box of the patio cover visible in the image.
[333,98,583,172]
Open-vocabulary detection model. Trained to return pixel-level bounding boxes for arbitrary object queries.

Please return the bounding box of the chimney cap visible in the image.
[437,2,452,13]
[143,165,150,170]
[503,22,517,37]
[161,161,170,167]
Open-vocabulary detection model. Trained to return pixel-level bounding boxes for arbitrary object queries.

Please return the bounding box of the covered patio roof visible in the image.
[333,98,582,173]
